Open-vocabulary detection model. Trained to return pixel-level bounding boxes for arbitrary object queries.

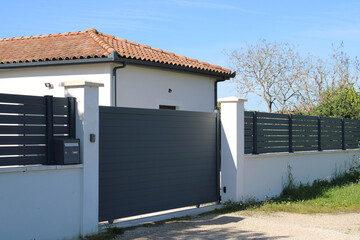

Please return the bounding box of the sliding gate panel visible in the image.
[99,106,219,222]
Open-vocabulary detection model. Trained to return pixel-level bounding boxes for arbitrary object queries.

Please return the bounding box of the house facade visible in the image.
[0,28,235,112]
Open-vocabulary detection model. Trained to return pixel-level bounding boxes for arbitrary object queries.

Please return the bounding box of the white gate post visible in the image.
[61,80,104,237]
[218,97,247,202]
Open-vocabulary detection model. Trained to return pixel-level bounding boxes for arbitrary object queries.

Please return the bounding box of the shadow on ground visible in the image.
[118,214,288,240]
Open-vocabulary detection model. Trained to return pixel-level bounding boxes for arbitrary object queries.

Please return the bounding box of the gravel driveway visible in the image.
[116,211,360,240]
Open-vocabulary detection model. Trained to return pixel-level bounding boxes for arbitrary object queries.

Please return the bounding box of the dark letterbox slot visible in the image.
[54,139,80,165]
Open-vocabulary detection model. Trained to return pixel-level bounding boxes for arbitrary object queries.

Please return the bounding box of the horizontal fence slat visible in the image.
[257,118,289,124]
[0,125,46,134]
[244,125,253,130]
[0,136,46,145]
[344,118,360,123]
[257,141,289,147]
[321,126,342,131]
[0,93,44,105]
[257,147,289,153]
[245,136,253,141]
[292,136,318,140]
[53,97,68,106]
[292,122,318,127]
[0,156,46,166]
[292,132,318,136]
[258,124,289,130]
[257,130,289,136]
[245,129,253,135]
[0,146,46,155]
[53,106,68,115]
[53,116,69,124]
[0,115,45,124]
[257,112,288,119]
[292,115,318,121]
[321,116,342,122]
[244,112,253,117]
[292,140,318,144]
[257,136,289,141]
[345,139,359,142]
[53,126,69,135]
[321,139,342,143]
[344,127,360,132]
[293,146,318,151]
[321,145,342,150]
[0,104,45,114]
[292,125,318,131]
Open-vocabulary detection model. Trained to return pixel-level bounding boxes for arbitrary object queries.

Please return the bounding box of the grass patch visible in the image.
[204,167,360,215]
[258,169,360,213]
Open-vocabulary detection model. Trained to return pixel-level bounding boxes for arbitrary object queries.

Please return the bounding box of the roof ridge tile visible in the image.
[86,30,115,55]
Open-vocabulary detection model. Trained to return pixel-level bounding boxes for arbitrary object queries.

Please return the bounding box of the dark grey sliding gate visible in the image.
[99,106,220,222]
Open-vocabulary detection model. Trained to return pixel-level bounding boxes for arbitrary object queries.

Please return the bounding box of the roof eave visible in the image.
[0,56,235,79]
[115,57,235,80]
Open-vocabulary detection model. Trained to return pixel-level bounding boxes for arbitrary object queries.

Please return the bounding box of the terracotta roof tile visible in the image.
[0,28,231,75]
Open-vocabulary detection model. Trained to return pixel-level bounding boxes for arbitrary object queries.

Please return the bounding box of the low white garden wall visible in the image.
[219,97,359,203]
[243,149,358,201]
[0,165,83,240]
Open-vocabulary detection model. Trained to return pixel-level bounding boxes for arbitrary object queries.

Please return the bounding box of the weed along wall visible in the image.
[219,97,360,203]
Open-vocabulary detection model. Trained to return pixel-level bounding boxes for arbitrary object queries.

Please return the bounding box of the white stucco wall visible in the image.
[0,165,83,240]
[116,65,216,112]
[0,64,113,106]
[243,150,358,201]
[0,63,217,112]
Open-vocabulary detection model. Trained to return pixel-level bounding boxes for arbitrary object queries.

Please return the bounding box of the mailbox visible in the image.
[54,139,80,165]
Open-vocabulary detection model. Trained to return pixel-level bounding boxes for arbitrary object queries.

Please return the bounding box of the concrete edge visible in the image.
[245,149,360,159]
[0,164,83,174]
[100,204,221,229]
[60,80,104,88]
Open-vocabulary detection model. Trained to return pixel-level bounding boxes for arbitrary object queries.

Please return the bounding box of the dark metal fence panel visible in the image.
[344,119,360,149]
[99,106,219,222]
[321,117,342,150]
[256,112,289,154]
[245,111,360,154]
[292,115,318,152]
[0,93,76,166]
[244,111,253,154]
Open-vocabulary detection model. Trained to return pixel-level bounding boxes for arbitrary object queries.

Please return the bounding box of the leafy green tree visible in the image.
[309,86,360,119]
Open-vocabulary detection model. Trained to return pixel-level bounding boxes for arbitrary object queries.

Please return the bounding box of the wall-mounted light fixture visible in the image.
[45,83,54,89]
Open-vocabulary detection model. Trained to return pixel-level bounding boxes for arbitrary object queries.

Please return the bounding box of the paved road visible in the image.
[117,211,360,240]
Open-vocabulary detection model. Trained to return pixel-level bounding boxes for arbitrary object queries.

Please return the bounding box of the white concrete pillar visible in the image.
[218,96,247,202]
[61,80,104,236]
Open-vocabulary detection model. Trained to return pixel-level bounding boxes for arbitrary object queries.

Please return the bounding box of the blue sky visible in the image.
[1,0,360,111]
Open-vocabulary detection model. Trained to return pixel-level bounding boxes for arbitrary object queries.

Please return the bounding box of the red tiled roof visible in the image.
[0,28,232,75]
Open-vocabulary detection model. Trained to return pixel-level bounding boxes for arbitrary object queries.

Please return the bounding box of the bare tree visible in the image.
[227,40,359,113]
[295,44,359,111]
[330,43,359,90]
[274,50,302,113]
[227,39,298,112]
[295,56,329,111]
